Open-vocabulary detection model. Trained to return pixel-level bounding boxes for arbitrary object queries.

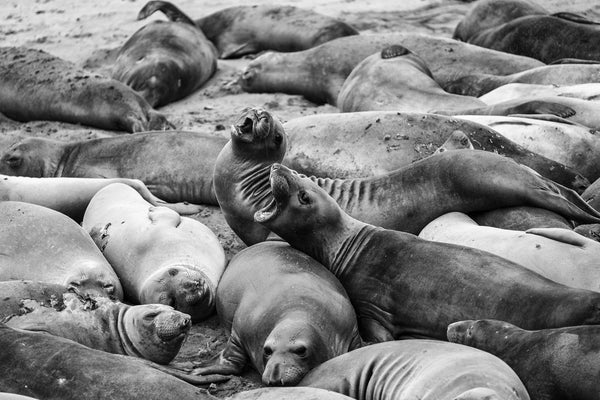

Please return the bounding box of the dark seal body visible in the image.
[300,340,529,400]
[0,132,227,205]
[0,47,171,133]
[240,33,543,105]
[0,281,65,321]
[448,319,600,400]
[192,241,362,385]
[255,164,600,341]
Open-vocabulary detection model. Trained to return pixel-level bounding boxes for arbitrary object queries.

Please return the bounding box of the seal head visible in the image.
[0,138,65,177]
[231,107,286,157]
[65,261,123,300]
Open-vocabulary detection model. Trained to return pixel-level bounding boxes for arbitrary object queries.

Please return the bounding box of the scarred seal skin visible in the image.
[0,201,123,300]
[447,319,600,400]
[0,47,172,133]
[227,387,355,400]
[112,2,218,107]
[299,340,529,400]
[420,212,600,292]
[191,241,362,386]
[253,164,600,341]
[240,33,543,105]
[0,324,223,399]
[0,280,66,321]
[82,183,226,322]
[5,293,191,364]
[0,131,227,206]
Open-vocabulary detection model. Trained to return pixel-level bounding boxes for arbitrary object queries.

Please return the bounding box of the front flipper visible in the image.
[137,0,197,26]
[126,356,231,385]
[494,100,576,118]
[119,178,203,215]
[221,42,259,59]
[358,317,394,343]
[551,12,600,25]
[192,332,248,376]
[525,227,592,247]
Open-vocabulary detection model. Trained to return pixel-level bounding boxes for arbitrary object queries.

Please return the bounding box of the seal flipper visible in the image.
[131,356,231,385]
[532,176,600,223]
[137,0,197,27]
[525,227,592,247]
[551,12,600,25]
[192,332,248,376]
[359,317,394,343]
[549,58,600,65]
[221,42,259,59]
[504,113,589,128]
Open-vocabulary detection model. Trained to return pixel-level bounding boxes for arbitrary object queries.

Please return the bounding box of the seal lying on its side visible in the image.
[0,47,172,133]
[112,2,217,107]
[0,131,227,205]
[420,212,600,292]
[0,324,226,399]
[240,33,543,105]
[192,241,362,385]
[0,281,66,321]
[82,183,226,322]
[0,201,123,300]
[5,293,191,364]
[448,319,600,400]
[299,340,529,400]
[0,175,203,222]
[253,164,600,341]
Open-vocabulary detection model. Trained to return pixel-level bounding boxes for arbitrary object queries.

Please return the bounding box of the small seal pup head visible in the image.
[0,137,65,177]
[124,303,192,364]
[230,107,287,161]
[261,316,330,386]
[65,261,124,300]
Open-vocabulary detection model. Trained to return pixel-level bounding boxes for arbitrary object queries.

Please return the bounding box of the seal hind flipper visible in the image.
[525,227,592,247]
[533,176,600,223]
[551,12,600,25]
[137,0,197,27]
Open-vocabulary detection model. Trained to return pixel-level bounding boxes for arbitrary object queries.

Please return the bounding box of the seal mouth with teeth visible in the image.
[254,164,291,223]
[231,107,274,143]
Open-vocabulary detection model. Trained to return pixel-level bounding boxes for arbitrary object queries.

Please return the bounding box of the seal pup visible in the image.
[253,164,600,341]
[240,33,543,105]
[448,319,600,400]
[112,3,217,107]
[0,324,227,399]
[0,201,123,300]
[192,241,362,385]
[0,131,227,206]
[227,387,355,400]
[0,175,202,222]
[82,183,226,322]
[420,212,600,292]
[299,340,529,400]
[0,281,66,321]
[5,293,191,364]
[0,47,172,133]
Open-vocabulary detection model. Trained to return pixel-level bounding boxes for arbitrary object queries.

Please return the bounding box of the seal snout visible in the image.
[155,309,192,342]
[254,163,292,223]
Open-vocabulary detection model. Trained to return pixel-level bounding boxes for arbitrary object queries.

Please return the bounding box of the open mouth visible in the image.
[254,164,290,223]
[231,108,272,142]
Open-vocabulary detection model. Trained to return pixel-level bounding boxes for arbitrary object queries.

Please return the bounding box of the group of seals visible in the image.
[82,183,226,321]
[0,47,172,133]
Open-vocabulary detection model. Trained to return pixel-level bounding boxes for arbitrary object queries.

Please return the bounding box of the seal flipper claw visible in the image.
[137,0,197,27]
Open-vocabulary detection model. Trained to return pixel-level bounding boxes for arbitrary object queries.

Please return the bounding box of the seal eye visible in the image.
[273,132,282,146]
[144,312,159,321]
[293,345,307,358]
[103,284,115,294]
[298,190,311,205]
[263,346,273,358]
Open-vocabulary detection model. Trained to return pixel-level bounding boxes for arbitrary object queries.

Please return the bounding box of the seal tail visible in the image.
[137,1,197,27]
[535,176,600,223]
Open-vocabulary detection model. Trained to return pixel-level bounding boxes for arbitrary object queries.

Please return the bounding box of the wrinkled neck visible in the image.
[117,306,144,358]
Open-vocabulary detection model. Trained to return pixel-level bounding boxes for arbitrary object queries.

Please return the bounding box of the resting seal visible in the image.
[448,319,600,400]
[0,175,202,222]
[0,324,226,399]
[300,340,529,400]
[0,281,66,321]
[253,164,600,341]
[0,47,171,133]
[192,241,362,385]
[420,212,600,292]
[0,131,227,205]
[240,33,543,105]
[0,201,123,300]
[228,387,354,400]
[5,293,190,364]
[112,3,217,107]
[82,183,226,322]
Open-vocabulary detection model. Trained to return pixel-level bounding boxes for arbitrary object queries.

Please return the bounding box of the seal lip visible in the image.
[254,163,289,223]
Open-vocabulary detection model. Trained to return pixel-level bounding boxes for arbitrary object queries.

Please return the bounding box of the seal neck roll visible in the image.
[326,223,381,278]
[239,163,276,209]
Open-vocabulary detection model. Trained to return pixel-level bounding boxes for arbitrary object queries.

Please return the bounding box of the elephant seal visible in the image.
[446,64,600,97]
[337,45,574,118]
[192,241,362,385]
[470,206,574,231]
[82,183,226,322]
[0,201,123,300]
[0,47,171,133]
[5,293,191,364]
[282,110,588,191]
[112,3,217,107]
[479,83,600,104]
[0,324,227,399]
[227,387,354,400]
[457,115,600,182]
[0,131,227,205]
[448,319,600,400]
[214,109,599,244]
[299,340,529,400]
[253,163,600,341]
[240,33,543,105]
[420,212,600,292]
[0,175,202,222]
[0,281,66,321]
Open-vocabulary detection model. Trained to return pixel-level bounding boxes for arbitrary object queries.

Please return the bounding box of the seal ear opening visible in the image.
[381,45,411,59]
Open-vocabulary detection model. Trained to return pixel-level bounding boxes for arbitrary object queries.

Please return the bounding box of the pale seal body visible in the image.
[0,132,227,205]
[479,83,600,104]
[448,319,600,400]
[0,201,123,300]
[192,241,362,385]
[420,212,600,292]
[254,164,600,341]
[82,183,226,321]
[300,340,529,400]
[5,293,191,364]
[241,33,543,105]
[0,47,171,133]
